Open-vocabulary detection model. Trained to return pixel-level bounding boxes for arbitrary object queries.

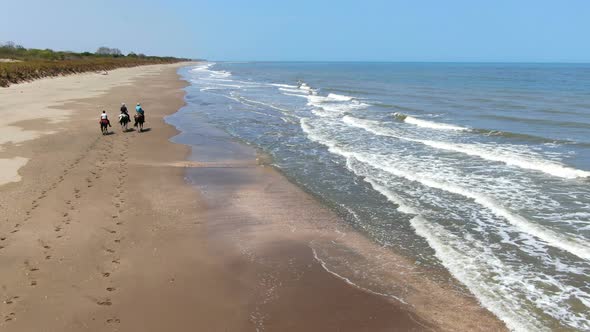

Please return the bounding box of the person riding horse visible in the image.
[120,103,129,118]
[119,103,130,130]
[134,103,145,130]
[99,110,111,134]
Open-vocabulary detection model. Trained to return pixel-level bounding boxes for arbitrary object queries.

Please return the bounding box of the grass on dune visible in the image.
[0,43,190,87]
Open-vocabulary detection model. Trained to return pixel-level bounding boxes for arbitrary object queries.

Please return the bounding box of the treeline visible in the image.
[0,42,191,87]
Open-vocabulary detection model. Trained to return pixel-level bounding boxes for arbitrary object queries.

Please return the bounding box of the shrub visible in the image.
[0,57,184,87]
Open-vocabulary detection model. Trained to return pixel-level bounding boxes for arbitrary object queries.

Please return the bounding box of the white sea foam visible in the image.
[190,62,232,80]
[281,92,309,99]
[327,93,354,101]
[394,112,469,131]
[343,116,590,179]
[302,118,590,261]
[270,83,299,89]
[344,148,590,331]
[310,246,407,304]
[421,140,590,179]
[237,96,294,114]
[345,150,590,331]
[305,95,368,116]
[279,87,307,94]
[299,82,313,91]
[410,216,551,332]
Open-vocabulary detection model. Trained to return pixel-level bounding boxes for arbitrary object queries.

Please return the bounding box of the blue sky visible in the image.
[1,0,589,62]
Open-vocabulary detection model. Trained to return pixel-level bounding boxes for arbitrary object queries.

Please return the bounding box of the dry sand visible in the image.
[0,64,506,331]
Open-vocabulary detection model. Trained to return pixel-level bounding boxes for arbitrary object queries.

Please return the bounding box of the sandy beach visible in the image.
[0,64,506,331]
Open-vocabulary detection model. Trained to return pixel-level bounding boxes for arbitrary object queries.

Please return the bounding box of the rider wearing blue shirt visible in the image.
[136,103,144,116]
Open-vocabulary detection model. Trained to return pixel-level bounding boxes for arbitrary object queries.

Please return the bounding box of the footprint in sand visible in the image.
[96,299,112,306]
[106,287,116,292]
[106,318,121,324]
[102,272,110,278]
[4,296,19,304]
[4,312,16,322]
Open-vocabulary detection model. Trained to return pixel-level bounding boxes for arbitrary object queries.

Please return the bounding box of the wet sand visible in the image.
[0,64,505,331]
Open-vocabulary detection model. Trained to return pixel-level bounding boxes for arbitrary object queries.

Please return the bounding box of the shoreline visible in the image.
[0,64,505,331]
[169,66,507,331]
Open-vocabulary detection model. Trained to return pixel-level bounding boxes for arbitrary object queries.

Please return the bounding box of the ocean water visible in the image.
[178,62,590,331]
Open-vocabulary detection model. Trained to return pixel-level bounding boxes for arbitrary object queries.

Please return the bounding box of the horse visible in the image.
[119,113,130,131]
[134,114,145,132]
[100,119,110,135]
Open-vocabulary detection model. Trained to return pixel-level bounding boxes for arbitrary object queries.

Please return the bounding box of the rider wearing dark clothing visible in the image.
[120,103,129,117]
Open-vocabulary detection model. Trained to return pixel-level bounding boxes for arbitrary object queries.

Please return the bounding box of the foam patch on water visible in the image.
[343,116,590,179]
[327,93,354,101]
[394,112,469,131]
[304,117,590,261]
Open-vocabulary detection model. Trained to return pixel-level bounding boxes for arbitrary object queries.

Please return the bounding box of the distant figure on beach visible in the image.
[99,110,111,135]
[134,103,145,131]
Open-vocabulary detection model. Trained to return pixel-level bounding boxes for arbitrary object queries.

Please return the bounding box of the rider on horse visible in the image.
[134,103,145,128]
[135,103,144,117]
[119,103,130,122]
[100,110,111,127]
[120,103,129,117]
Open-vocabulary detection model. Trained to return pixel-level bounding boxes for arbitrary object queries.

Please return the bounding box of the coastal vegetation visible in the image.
[0,42,189,87]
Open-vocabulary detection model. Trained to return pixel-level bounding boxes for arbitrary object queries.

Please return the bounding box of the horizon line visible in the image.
[205,59,590,65]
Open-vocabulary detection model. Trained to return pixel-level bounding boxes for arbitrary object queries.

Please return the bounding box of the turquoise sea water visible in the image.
[175,62,590,331]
